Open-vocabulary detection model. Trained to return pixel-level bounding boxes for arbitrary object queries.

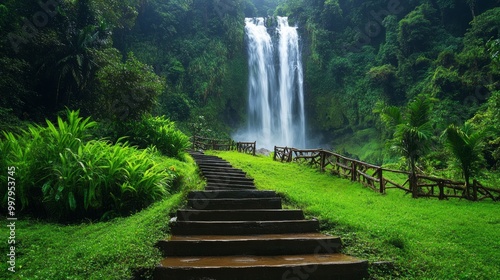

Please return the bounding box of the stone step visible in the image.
[191,154,222,158]
[204,174,253,180]
[205,178,255,186]
[191,154,221,159]
[201,168,247,176]
[187,198,282,210]
[196,161,231,166]
[205,185,257,191]
[188,190,278,199]
[203,175,252,182]
[198,164,233,170]
[197,161,232,166]
[157,233,342,257]
[200,168,247,176]
[176,209,305,221]
[192,157,223,162]
[201,171,250,179]
[200,170,246,176]
[201,168,246,174]
[159,152,369,279]
[170,220,320,235]
[155,254,369,280]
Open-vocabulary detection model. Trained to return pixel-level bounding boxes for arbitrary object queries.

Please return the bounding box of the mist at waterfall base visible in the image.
[233,17,307,150]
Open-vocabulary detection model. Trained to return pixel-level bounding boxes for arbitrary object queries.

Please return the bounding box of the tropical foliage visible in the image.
[96,52,165,121]
[0,111,178,221]
[118,115,190,160]
[1,0,500,211]
[442,123,489,199]
[377,95,434,196]
[1,1,500,278]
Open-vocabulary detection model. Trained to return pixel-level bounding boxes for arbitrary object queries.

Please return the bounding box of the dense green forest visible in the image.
[1,0,500,213]
[1,1,499,278]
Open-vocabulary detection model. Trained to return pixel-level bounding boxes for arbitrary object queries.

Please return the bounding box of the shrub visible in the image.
[0,110,175,221]
[96,52,165,121]
[121,115,190,160]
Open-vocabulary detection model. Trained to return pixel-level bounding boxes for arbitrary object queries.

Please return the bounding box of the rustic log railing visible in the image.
[273,146,293,162]
[191,136,257,156]
[237,141,256,156]
[192,136,234,151]
[274,146,499,201]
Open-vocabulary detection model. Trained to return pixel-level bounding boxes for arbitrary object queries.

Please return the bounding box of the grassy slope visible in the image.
[213,151,500,280]
[0,157,202,280]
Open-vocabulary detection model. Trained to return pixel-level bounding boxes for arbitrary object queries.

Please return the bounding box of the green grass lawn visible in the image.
[0,157,203,280]
[212,151,500,280]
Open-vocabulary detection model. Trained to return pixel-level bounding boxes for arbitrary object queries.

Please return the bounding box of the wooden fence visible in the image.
[274,146,500,202]
[191,136,256,156]
[192,136,234,151]
[237,141,257,156]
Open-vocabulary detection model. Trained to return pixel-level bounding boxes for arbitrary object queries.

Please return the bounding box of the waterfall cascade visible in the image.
[237,17,306,149]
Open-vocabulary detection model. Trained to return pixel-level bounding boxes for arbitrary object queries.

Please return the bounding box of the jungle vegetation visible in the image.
[1,1,499,279]
[1,0,499,214]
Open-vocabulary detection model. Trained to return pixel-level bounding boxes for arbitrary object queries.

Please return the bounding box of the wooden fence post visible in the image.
[253,141,256,156]
[438,181,445,200]
[273,146,277,161]
[320,150,326,172]
[379,168,385,194]
[287,147,293,162]
[351,162,357,182]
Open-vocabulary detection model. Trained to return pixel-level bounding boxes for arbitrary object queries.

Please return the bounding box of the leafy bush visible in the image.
[0,110,175,221]
[119,115,190,160]
[96,52,165,121]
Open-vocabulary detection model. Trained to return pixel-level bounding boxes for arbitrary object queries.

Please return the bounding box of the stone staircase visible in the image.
[154,152,368,280]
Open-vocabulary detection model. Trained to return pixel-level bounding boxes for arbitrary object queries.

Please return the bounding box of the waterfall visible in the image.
[237,17,306,149]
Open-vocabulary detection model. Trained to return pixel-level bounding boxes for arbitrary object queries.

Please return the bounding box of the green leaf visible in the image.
[68,191,77,211]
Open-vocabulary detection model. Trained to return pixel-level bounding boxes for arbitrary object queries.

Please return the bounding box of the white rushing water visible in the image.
[237,17,306,149]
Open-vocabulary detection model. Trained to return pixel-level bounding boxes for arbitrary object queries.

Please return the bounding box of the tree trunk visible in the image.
[472,180,478,201]
[410,171,418,198]
[410,159,418,198]
[464,172,476,201]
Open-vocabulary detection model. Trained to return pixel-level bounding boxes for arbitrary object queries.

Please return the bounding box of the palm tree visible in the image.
[39,23,110,106]
[378,95,433,198]
[442,123,488,200]
[55,24,110,102]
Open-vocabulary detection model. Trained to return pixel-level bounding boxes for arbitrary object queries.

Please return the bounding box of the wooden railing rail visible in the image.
[192,136,257,156]
[192,136,234,151]
[237,141,256,156]
[273,146,500,201]
[273,146,293,162]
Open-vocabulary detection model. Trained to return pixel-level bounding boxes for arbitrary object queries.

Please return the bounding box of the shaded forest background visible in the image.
[1,0,499,172]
